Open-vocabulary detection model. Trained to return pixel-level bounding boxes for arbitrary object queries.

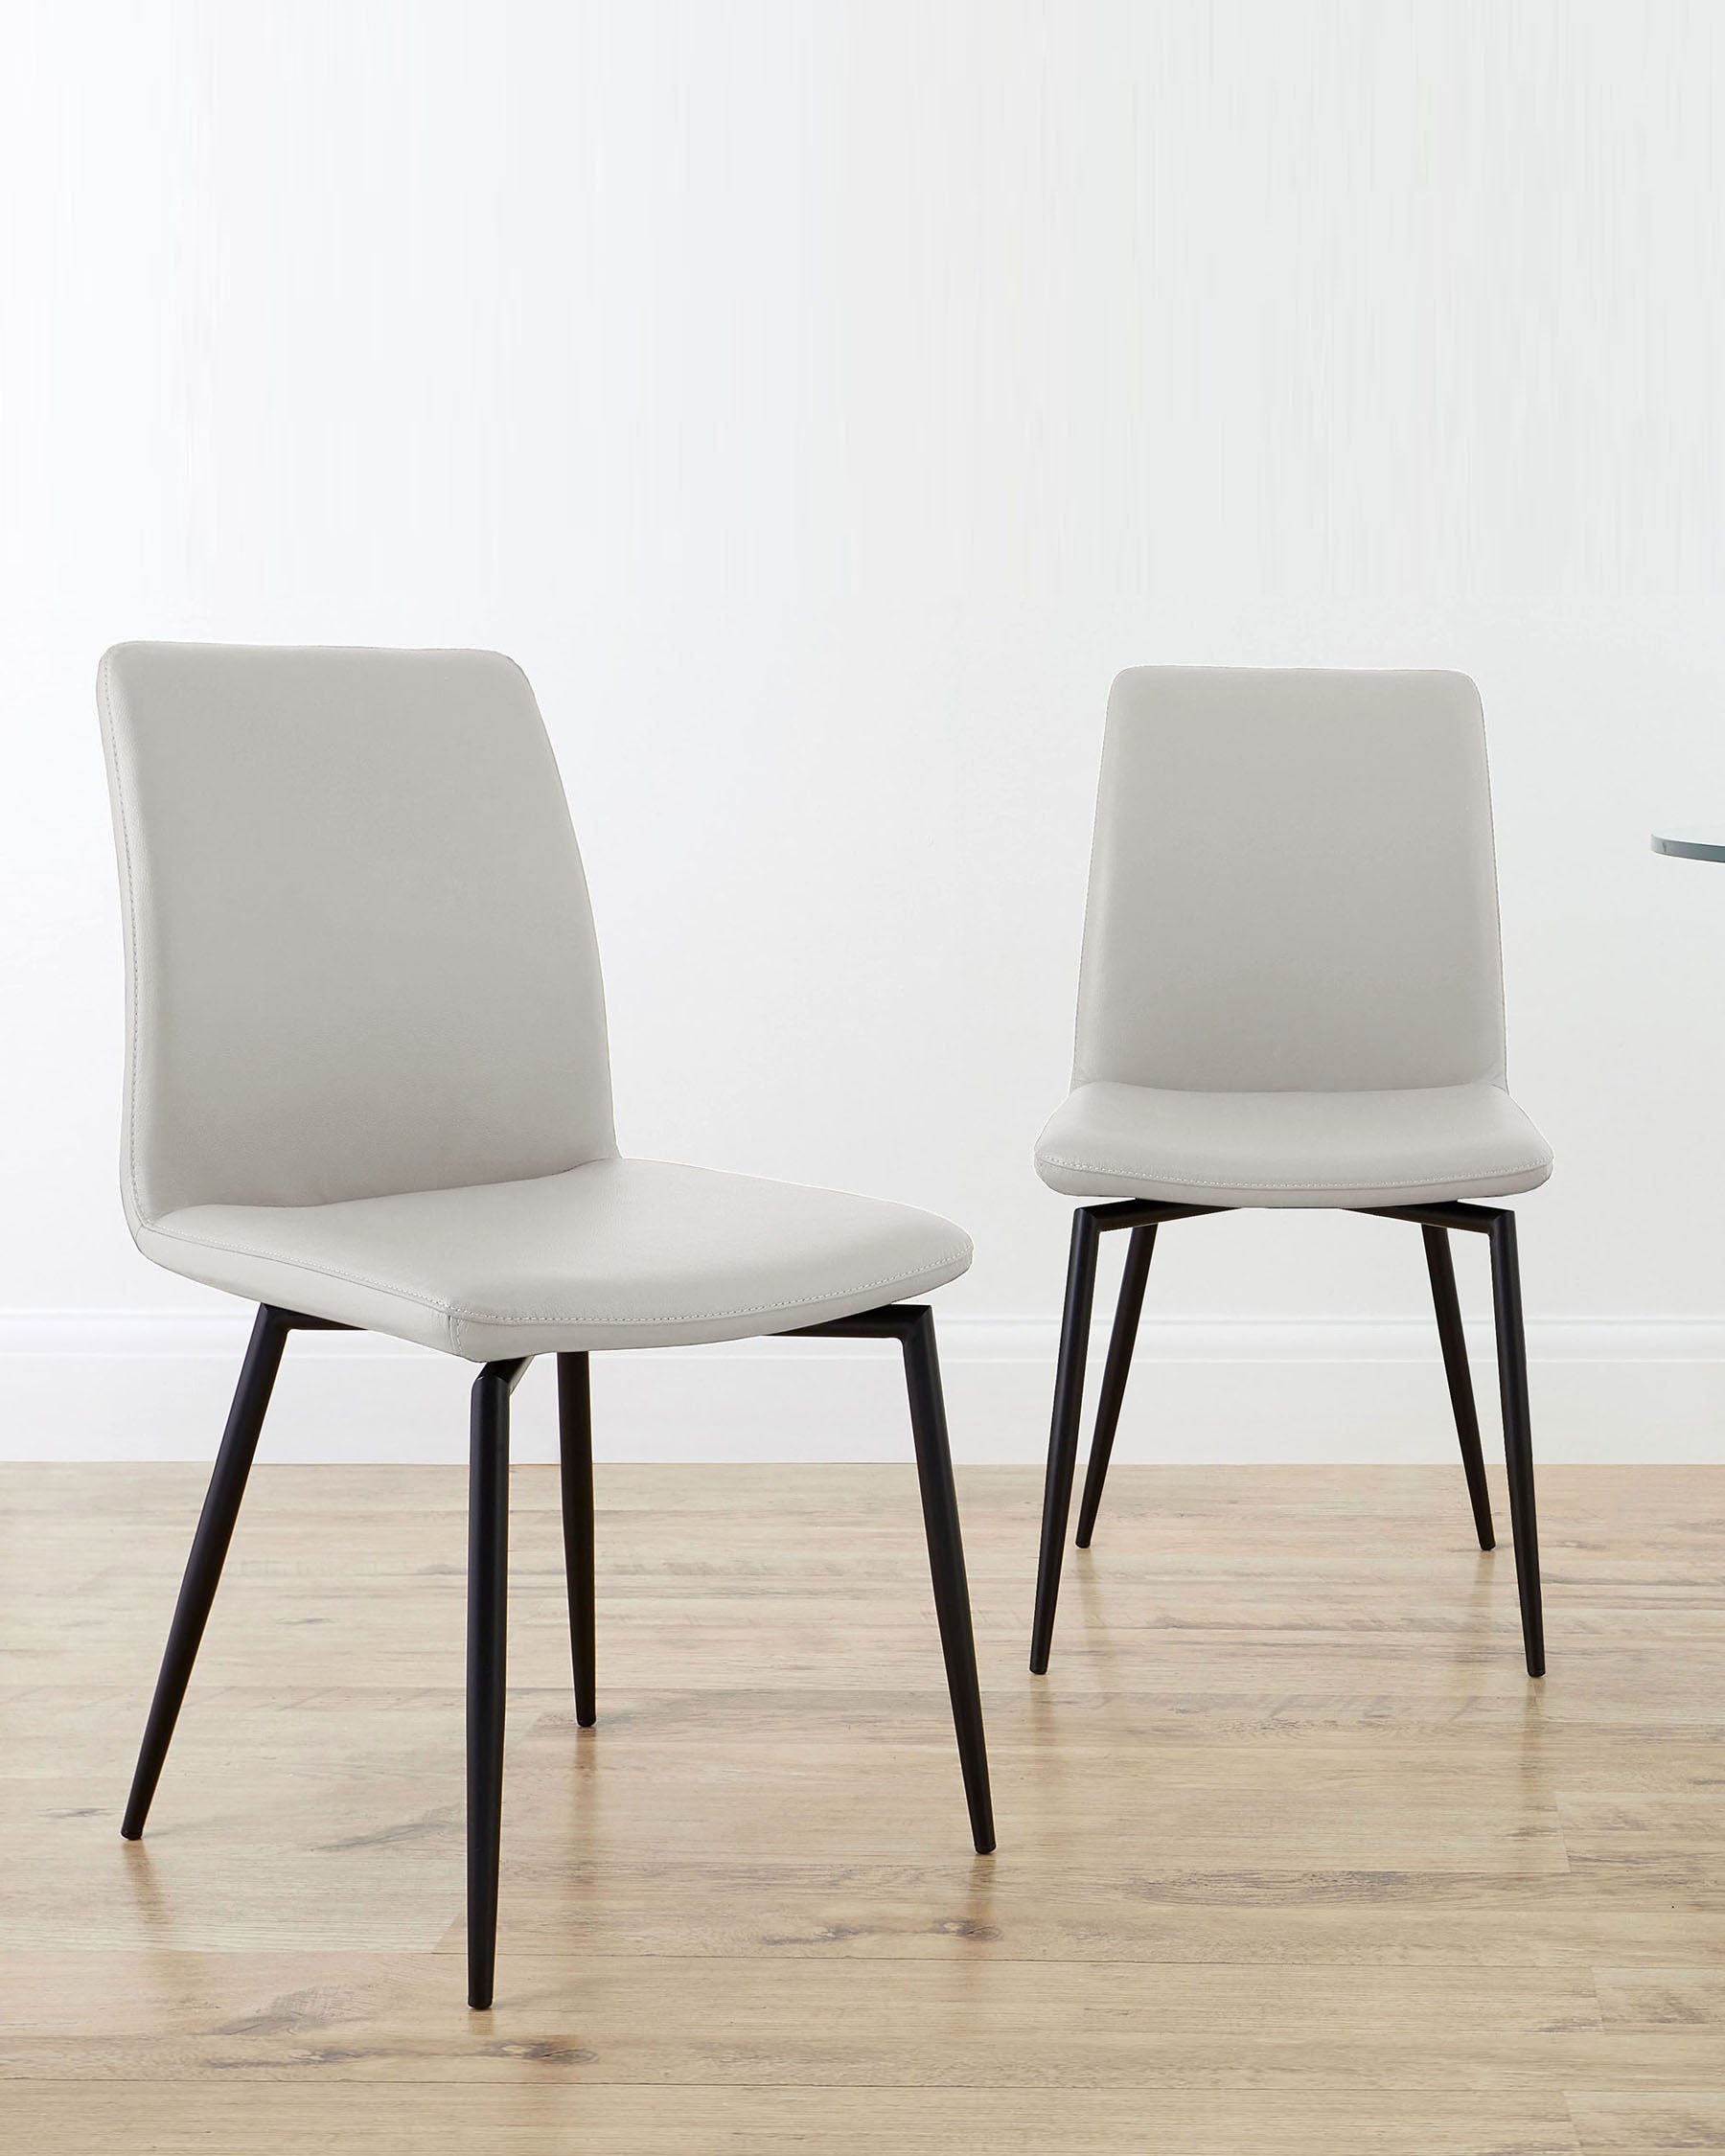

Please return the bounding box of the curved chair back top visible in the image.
[1073,667,1507,1094]
[98,643,615,1221]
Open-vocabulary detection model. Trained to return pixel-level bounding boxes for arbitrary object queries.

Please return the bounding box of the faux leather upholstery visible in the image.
[1037,668,1552,1208]
[99,644,616,1221]
[140,1160,971,1362]
[100,645,970,1356]
[1037,1081,1552,1210]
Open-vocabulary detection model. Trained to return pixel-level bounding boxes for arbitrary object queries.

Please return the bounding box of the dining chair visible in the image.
[97,641,994,2008]
[1030,667,1552,1680]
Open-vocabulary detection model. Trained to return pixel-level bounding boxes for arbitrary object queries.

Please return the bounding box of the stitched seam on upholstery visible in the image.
[98,652,148,1227]
[1476,676,1513,1089]
[142,1217,973,1327]
[1036,1153,1550,1190]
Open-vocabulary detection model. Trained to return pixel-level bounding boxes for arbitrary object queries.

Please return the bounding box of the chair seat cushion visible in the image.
[1035,1081,1552,1209]
[139,1158,972,1361]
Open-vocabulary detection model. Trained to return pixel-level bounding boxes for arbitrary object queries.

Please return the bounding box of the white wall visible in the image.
[5,0,1725,1463]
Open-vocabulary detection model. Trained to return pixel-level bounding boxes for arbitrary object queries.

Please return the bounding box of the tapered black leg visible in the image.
[122,1305,291,1840]
[557,1352,596,1728]
[1030,1208,1102,1674]
[1487,1213,1544,1679]
[468,1358,528,2011]
[1421,1225,1495,1551]
[900,1308,995,1854]
[1074,1224,1157,1549]
[788,1304,994,1852]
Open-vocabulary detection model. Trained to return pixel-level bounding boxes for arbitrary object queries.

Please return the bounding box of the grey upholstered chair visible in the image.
[1030,667,1552,1680]
[98,642,992,2008]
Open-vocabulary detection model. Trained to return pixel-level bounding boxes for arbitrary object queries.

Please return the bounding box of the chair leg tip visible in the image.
[576,1709,596,1730]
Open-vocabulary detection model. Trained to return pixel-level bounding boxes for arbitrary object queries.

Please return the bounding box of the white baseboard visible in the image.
[1,1311,1721,1464]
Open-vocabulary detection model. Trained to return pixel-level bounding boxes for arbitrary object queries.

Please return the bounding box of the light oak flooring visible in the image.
[3,1457,1725,2152]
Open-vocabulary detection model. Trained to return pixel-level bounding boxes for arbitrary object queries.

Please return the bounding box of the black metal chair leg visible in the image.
[122,1304,291,1840]
[788,1304,995,1851]
[1074,1224,1157,1549]
[899,1308,995,1854]
[1421,1224,1495,1551]
[467,1356,530,2011]
[1486,1213,1544,1679]
[557,1351,596,1728]
[1030,1208,1102,1674]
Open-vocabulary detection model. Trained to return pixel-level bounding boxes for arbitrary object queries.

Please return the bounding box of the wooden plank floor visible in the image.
[3,1458,1724,2153]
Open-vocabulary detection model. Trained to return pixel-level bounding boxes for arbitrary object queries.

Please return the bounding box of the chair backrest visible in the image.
[1071,667,1508,1094]
[98,644,616,1222]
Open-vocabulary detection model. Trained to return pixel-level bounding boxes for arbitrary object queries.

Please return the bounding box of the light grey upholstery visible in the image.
[1036,667,1552,1208]
[99,644,970,1356]
[147,1161,972,1363]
